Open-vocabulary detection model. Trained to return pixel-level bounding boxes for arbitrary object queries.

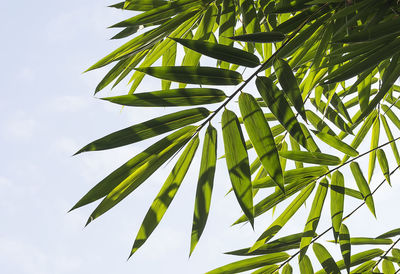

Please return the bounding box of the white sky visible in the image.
[2,1,400,274]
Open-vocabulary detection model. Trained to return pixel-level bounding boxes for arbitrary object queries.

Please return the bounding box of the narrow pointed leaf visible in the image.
[350,162,376,217]
[306,110,336,136]
[300,181,328,259]
[75,108,210,154]
[331,171,345,242]
[250,182,316,252]
[282,264,293,274]
[190,125,217,256]
[299,255,314,274]
[368,115,380,183]
[205,253,289,274]
[70,126,196,212]
[130,135,199,256]
[222,109,254,227]
[376,149,391,186]
[380,114,400,166]
[350,261,376,273]
[102,88,227,107]
[382,259,396,274]
[377,228,400,239]
[83,126,197,223]
[313,243,341,274]
[135,66,243,85]
[172,38,260,67]
[256,76,308,149]
[312,130,359,157]
[239,93,284,192]
[279,151,341,166]
[229,32,285,43]
[274,58,307,121]
[339,224,351,273]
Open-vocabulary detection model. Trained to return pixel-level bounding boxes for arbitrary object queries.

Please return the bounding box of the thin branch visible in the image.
[373,236,400,269]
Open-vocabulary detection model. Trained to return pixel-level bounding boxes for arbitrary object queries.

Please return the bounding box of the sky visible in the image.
[1,1,400,274]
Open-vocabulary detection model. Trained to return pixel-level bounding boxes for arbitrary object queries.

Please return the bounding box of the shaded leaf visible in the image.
[279,151,341,166]
[376,149,391,186]
[299,254,314,274]
[312,130,358,157]
[339,224,351,273]
[313,243,340,274]
[229,32,285,43]
[331,171,344,241]
[350,162,376,217]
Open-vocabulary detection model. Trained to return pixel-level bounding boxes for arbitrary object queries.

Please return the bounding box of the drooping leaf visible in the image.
[299,254,314,274]
[331,171,345,242]
[70,126,197,212]
[239,92,284,192]
[222,109,254,227]
[306,110,336,136]
[256,76,308,149]
[282,263,293,274]
[368,115,380,183]
[312,130,358,157]
[350,162,376,218]
[274,57,307,121]
[380,114,400,166]
[299,181,328,259]
[382,259,396,274]
[130,135,199,257]
[161,42,177,90]
[102,88,227,107]
[205,253,290,274]
[190,125,217,256]
[135,66,243,85]
[249,182,316,252]
[75,108,210,154]
[172,38,260,67]
[279,151,341,166]
[376,149,391,186]
[313,243,341,274]
[339,224,351,274]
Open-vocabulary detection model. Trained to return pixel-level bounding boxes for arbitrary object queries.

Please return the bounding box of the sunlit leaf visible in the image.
[350,162,376,217]
[279,151,341,166]
[313,243,340,274]
[331,171,344,241]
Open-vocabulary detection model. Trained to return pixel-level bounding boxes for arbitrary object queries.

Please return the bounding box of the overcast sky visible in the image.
[2,1,400,274]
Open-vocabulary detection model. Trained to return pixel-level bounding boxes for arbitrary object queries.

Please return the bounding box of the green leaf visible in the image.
[130,135,199,257]
[256,77,308,150]
[251,264,280,274]
[249,182,316,252]
[112,0,168,11]
[190,125,217,256]
[350,261,376,274]
[282,263,293,274]
[172,38,260,67]
[334,237,393,245]
[112,0,203,28]
[334,248,385,271]
[376,149,391,186]
[279,151,341,166]
[299,181,328,259]
[222,109,254,227]
[70,126,197,212]
[368,115,380,183]
[382,259,396,274]
[380,114,400,166]
[102,88,227,107]
[339,224,351,274]
[350,162,376,218]
[376,228,400,239]
[312,130,358,157]
[253,166,328,188]
[299,254,314,274]
[313,243,341,274]
[75,108,210,154]
[306,110,336,136]
[205,253,289,274]
[135,66,243,85]
[239,92,284,192]
[331,171,345,241]
[83,126,197,224]
[161,42,177,90]
[274,57,307,122]
[226,232,306,256]
[229,32,285,43]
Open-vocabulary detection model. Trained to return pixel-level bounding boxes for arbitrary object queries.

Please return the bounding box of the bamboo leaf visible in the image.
[376,228,400,239]
[83,126,197,225]
[112,0,168,11]
[172,38,260,67]
[306,110,336,136]
[102,88,227,106]
[299,255,314,274]
[249,182,316,252]
[279,151,341,166]
[282,264,293,274]
[313,243,341,274]
[161,42,177,90]
[368,115,380,183]
[339,224,351,274]
[331,171,345,242]
[256,76,308,149]
[205,253,290,274]
[130,135,199,257]
[135,66,243,85]
[376,149,391,186]
[190,125,217,256]
[229,32,285,43]
[312,130,359,157]
[274,57,307,121]
[222,109,254,227]
[75,108,210,154]
[70,126,197,212]
[299,181,328,259]
[382,259,396,274]
[350,162,376,218]
[334,237,393,245]
[239,92,284,192]
[350,261,376,273]
[380,114,400,166]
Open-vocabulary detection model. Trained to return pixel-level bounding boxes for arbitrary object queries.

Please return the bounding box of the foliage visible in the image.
[72,0,400,272]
